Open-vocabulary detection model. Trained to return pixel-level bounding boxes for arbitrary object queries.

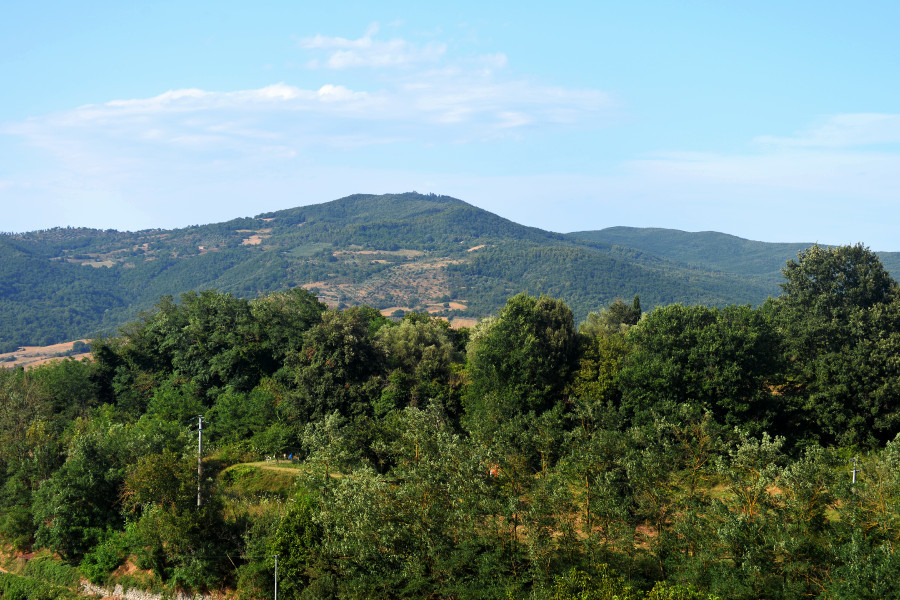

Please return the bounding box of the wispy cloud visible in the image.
[300,23,447,69]
[755,113,900,149]
[3,41,612,169]
[0,26,614,232]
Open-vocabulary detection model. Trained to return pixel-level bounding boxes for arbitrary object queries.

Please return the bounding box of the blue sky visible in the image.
[3,1,900,249]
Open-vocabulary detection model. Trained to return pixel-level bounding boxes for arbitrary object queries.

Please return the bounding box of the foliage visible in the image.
[3,192,861,349]
[550,566,638,600]
[21,559,81,588]
[287,306,385,423]
[618,304,782,434]
[772,243,900,445]
[79,531,127,584]
[6,260,900,599]
[0,571,81,600]
[32,430,125,558]
[376,313,462,416]
[466,294,577,429]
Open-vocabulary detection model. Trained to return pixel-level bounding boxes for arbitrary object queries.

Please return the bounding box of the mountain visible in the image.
[567,227,813,279]
[2,192,893,351]
[568,226,900,294]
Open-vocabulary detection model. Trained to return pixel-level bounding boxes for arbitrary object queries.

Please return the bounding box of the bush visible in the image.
[551,566,638,600]
[80,534,126,584]
[0,571,80,600]
[22,559,80,588]
[646,582,720,600]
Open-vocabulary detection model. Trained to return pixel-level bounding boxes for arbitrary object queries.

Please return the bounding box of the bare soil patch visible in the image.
[335,249,424,257]
[68,258,115,268]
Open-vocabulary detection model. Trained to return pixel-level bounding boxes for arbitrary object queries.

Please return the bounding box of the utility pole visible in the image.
[197,415,204,507]
[274,554,279,600]
[851,456,859,484]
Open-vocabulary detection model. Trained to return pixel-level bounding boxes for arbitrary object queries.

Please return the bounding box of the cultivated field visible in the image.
[0,340,91,369]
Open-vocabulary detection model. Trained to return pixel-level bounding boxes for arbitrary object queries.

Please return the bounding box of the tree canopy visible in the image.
[3,245,900,599]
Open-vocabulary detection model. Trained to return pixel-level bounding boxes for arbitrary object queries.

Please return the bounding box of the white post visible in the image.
[197,415,204,507]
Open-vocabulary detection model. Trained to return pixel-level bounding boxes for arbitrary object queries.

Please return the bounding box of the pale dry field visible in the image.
[0,340,92,369]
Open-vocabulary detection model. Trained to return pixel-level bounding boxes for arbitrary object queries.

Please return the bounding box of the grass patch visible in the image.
[0,571,80,600]
[219,463,300,499]
[286,243,331,258]
[21,559,80,588]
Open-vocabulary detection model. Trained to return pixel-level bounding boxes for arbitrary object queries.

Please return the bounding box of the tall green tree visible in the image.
[581,296,642,337]
[287,306,386,422]
[249,288,327,373]
[772,243,900,445]
[618,304,781,433]
[375,313,461,416]
[465,294,577,437]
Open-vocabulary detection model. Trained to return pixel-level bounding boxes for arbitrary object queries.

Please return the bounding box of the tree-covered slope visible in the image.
[570,226,900,296]
[0,237,129,349]
[2,192,881,349]
[6,245,900,599]
[568,227,813,276]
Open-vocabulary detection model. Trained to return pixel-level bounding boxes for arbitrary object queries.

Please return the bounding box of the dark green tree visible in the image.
[32,434,124,559]
[465,294,577,435]
[287,307,386,422]
[30,358,98,422]
[122,447,238,590]
[249,288,326,373]
[618,304,782,434]
[772,243,900,445]
[375,313,461,416]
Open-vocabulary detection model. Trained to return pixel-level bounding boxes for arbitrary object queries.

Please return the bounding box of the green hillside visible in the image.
[570,226,900,296]
[0,192,872,350]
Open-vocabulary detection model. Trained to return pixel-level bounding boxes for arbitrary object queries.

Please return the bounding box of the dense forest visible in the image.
[6,192,887,354]
[2,243,900,599]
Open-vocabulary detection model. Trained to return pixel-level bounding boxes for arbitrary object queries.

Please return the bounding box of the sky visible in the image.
[2,1,900,249]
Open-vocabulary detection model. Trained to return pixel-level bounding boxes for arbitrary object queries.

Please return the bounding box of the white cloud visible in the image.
[755,113,900,149]
[87,83,368,115]
[106,88,210,108]
[0,27,615,235]
[2,26,613,182]
[300,23,446,69]
[479,53,508,69]
[4,65,610,169]
[0,25,621,234]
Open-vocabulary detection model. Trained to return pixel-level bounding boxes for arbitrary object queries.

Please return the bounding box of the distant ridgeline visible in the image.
[1,191,898,351]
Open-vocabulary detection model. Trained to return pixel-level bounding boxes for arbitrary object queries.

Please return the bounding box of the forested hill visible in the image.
[1,192,891,351]
[570,226,900,291]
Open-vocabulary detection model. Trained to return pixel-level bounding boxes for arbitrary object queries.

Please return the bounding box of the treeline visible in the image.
[2,192,812,352]
[2,244,900,599]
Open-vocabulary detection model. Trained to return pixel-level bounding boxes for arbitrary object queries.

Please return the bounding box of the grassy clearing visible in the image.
[219,462,302,499]
[285,243,331,258]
